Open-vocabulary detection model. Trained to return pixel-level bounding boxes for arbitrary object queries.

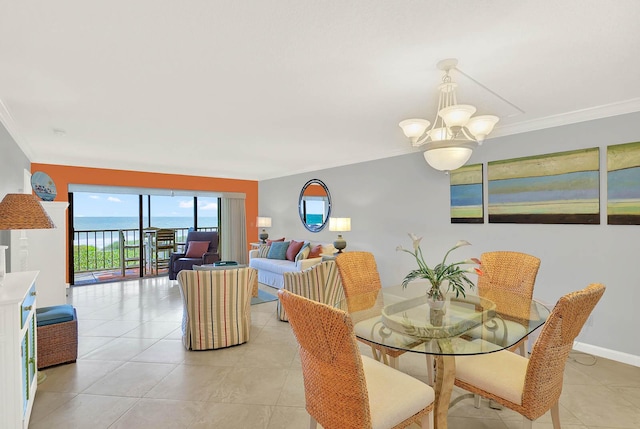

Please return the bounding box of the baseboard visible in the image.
[573,341,640,367]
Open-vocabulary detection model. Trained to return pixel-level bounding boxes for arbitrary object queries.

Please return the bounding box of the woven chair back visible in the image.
[278,290,372,429]
[335,251,382,297]
[522,283,605,418]
[477,251,540,321]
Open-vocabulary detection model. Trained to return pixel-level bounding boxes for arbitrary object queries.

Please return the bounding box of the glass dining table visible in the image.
[335,281,551,429]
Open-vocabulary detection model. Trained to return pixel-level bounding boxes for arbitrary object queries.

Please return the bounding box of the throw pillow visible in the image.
[286,240,305,262]
[257,244,271,258]
[185,241,210,258]
[295,242,311,262]
[308,244,323,258]
[267,241,290,260]
[322,243,337,255]
[266,237,285,245]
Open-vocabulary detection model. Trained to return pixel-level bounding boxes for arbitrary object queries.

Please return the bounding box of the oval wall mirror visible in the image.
[299,179,331,232]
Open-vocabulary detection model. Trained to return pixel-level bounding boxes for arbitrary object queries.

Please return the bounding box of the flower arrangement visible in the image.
[396,233,482,300]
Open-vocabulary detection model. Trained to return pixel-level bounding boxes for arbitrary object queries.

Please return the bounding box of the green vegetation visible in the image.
[74,241,141,272]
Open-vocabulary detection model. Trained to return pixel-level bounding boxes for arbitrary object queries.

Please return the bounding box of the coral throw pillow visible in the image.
[185,241,210,258]
[308,244,323,258]
[286,240,305,262]
[266,238,285,245]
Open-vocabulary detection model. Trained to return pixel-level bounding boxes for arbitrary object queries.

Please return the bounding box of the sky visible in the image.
[73,192,219,217]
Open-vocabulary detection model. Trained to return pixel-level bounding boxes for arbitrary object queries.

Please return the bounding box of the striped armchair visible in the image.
[177,267,257,350]
[278,260,345,322]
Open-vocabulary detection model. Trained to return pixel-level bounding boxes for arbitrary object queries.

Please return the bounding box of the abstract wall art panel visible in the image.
[450,163,483,223]
[487,148,600,224]
[607,141,640,225]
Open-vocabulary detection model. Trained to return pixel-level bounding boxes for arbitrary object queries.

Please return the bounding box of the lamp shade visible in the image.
[423,147,473,172]
[399,119,430,144]
[256,217,272,228]
[0,194,55,230]
[466,115,499,143]
[329,217,351,232]
[438,104,476,128]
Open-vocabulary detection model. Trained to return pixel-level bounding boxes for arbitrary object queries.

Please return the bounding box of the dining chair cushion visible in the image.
[464,319,528,350]
[455,339,529,405]
[362,355,435,429]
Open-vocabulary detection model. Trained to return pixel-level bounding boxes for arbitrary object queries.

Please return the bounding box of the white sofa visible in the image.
[248,241,335,289]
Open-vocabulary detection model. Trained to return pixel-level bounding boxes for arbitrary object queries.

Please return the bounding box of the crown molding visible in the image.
[493,98,640,138]
[0,97,34,160]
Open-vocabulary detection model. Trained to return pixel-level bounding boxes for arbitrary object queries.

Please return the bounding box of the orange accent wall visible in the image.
[31,163,259,282]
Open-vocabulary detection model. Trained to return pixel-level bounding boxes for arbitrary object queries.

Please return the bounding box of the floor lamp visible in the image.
[0,193,56,276]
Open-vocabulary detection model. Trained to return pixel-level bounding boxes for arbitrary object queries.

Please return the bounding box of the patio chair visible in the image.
[278,289,434,429]
[168,231,220,280]
[454,283,605,429]
[153,228,175,274]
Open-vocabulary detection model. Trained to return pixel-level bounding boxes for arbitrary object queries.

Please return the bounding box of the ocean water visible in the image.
[73,216,218,249]
[74,216,217,231]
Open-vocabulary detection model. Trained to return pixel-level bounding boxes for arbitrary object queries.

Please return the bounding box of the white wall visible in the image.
[0,122,31,266]
[259,112,640,365]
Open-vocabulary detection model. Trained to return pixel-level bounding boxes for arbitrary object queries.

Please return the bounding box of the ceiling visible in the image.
[1,1,640,181]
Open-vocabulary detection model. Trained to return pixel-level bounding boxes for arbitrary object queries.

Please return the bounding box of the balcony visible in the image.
[73,226,218,285]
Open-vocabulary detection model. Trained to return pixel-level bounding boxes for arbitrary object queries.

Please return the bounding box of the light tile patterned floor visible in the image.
[31,277,640,428]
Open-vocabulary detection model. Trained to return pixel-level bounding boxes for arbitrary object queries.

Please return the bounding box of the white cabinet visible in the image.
[0,271,39,429]
[11,201,68,308]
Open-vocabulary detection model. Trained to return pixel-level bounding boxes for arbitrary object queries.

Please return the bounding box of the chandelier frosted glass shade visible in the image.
[423,145,474,172]
[438,104,476,128]
[398,58,499,171]
[465,115,499,143]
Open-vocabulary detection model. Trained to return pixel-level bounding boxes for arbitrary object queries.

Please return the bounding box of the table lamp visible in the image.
[329,217,351,253]
[0,193,56,280]
[256,217,272,243]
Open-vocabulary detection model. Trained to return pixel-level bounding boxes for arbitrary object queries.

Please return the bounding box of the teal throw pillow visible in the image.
[267,241,290,260]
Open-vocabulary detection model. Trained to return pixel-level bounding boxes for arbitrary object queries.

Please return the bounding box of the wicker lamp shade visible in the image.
[0,194,55,230]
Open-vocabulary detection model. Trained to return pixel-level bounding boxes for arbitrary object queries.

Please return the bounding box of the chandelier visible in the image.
[399,59,499,172]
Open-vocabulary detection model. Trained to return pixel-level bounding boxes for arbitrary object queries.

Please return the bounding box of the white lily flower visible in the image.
[408,233,422,251]
[452,240,471,249]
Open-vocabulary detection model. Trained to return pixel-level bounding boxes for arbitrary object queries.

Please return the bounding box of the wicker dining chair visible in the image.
[467,251,541,357]
[278,289,434,429]
[335,251,406,369]
[454,283,605,429]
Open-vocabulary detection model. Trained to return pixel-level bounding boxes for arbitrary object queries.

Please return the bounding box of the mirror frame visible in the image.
[298,179,332,232]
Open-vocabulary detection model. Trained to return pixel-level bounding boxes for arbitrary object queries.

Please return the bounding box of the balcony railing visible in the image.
[73,226,218,277]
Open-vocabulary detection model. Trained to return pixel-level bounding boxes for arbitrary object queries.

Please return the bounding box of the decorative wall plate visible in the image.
[31,171,57,201]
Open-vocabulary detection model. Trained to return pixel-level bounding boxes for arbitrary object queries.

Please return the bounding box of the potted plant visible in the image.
[396,233,482,303]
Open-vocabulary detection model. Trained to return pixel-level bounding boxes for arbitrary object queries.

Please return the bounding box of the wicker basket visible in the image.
[37,308,78,369]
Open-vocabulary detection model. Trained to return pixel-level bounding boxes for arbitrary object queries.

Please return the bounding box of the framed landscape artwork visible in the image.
[450,163,483,223]
[487,148,600,224]
[607,141,640,225]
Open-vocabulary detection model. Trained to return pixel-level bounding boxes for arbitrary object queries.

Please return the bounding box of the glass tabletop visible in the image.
[336,281,550,356]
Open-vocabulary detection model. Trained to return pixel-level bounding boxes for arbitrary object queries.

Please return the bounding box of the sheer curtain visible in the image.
[220,196,247,264]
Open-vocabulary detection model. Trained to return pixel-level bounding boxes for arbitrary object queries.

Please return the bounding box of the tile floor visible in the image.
[32,277,640,428]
